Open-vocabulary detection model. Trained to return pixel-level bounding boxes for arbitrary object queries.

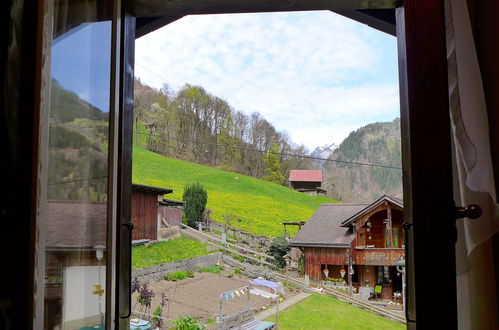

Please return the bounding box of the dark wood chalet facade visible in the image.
[290,196,405,300]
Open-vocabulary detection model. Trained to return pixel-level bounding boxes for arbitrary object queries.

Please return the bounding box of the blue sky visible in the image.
[136,11,400,149]
[52,22,111,112]
[53,12,400,149]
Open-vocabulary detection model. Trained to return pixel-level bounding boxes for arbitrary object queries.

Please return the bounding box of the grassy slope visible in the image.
[133,146,336,237]
[267,294,404,330]
[132,237,210,269]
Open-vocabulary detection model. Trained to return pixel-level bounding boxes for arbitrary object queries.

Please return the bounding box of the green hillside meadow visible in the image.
[132,146,337,237]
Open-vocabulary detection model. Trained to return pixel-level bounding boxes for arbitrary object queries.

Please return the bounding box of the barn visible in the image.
[288,170,326,196]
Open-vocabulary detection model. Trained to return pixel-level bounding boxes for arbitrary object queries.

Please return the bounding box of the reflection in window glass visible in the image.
[44,1,112,328]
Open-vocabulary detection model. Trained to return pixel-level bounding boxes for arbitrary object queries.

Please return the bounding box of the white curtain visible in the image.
[445,0,499,328]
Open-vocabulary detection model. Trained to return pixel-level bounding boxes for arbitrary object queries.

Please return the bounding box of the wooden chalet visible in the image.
[290,195,404,301]
[288,170,326,196]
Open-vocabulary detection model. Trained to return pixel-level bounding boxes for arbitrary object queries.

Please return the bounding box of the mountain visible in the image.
[47,80,108,201]
[323,118,402,202]
[132,146,337,237]
[311,143,337,159]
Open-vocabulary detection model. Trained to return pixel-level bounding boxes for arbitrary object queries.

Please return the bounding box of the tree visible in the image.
[182,183,208,228]
[263,142,285,184]
[268,236,290,268]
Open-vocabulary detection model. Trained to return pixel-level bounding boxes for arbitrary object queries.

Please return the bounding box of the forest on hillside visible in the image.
[322,119,403,202]
[46,77,402,204]
[134,79,313,182]
[48,80,108,201]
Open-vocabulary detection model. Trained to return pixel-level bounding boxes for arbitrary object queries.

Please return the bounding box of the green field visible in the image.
[267,294,404,330]
[133,146,336,237]
[132,237,211,269]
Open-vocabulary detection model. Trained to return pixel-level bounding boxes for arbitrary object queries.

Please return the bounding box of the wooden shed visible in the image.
[288,170,326,196]
[131,183,172,241]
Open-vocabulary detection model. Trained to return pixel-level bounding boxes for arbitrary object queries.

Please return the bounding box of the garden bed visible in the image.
[132,265,301,327]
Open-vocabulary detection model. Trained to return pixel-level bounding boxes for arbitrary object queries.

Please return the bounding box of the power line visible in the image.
[135,64,182,90]
[48,176,107,185]
[134,132,402,170]
[134,65,402,170]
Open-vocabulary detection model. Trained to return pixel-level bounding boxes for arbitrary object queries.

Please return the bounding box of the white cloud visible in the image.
[135,11,399,149]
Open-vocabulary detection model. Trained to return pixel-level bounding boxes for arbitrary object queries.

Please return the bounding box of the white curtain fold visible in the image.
[445,0,499,328]
[445,0,499,255]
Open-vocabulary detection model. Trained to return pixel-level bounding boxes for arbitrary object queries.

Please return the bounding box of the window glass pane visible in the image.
[44,1,112,328]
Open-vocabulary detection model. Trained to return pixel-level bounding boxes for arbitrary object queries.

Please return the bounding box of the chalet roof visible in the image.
[288,170,323,183]
[289,203,368,248]
[340,195,403,227]
[46,200,107,249]
[132,183,173,195]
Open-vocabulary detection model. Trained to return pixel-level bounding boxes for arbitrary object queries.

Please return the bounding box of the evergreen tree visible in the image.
[182,183,208,228]
[263,143,285,184]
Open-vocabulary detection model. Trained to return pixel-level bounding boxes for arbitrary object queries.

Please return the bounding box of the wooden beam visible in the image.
[131,0,399,18]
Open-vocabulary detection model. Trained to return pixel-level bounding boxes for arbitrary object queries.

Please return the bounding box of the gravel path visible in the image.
[255,292,311,321]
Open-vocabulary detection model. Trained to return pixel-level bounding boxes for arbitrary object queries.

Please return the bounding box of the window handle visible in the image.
[120,221,134,319]
[402,221,416,324]
[454,204,482,220]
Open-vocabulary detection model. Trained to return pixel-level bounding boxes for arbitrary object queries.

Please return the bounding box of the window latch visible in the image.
[454,204,482,220]
[122,222,134,231]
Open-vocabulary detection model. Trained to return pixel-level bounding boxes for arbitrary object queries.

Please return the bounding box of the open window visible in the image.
[3,0,499,329]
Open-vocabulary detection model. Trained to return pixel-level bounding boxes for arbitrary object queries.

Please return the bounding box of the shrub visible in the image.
[136,283,155,309]
[164,271,187,281]
[151,292,168,328]
[175,315,205,330]
[185,270,195,278]
[182,183,208,228]
[151,306,162,327]
[234,268,242,275]
[268,236,290,268]
[199,266,223,274]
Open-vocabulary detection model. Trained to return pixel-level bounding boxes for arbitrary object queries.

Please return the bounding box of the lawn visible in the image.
[133,146,337,237]
[268,294,405,330]
[132,237,211,269]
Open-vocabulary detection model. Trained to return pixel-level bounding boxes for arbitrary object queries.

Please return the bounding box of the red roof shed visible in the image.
[288,170,323,183]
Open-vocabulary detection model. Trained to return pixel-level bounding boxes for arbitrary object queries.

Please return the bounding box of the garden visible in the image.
[131,264,294,329]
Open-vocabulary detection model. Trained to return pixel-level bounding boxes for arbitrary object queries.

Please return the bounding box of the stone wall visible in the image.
[133,252,223,283]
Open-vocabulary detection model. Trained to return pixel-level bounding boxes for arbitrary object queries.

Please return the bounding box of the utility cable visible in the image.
[134,132,402,170]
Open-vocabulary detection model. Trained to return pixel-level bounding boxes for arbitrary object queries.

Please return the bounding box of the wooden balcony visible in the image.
[353,247,405,266]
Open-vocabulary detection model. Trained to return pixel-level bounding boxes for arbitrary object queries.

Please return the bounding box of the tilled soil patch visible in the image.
[133,272,270,322]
